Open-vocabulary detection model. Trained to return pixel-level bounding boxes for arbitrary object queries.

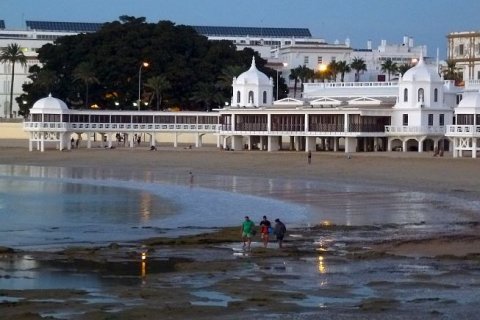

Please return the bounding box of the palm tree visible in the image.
[336,60,351,82]
[73,62,99,108]
[0,43,27,118]
[145,75,171,110]
[442,59,462,84]
[398,63,412,77]
[350,57,367,82]
[381,58,398,81]
[289,66,302,98]
[190,82,225,111]
[327,60,339,82]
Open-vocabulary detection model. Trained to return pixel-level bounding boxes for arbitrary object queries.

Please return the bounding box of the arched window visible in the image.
[248,91,254,104]
[434,88,438,102]
[403,88,408,102]
[262,91,267,104]
[418,88,424,102]
[236,91,241,103]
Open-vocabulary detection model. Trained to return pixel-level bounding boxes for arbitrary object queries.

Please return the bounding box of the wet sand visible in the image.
[1,141,480,319]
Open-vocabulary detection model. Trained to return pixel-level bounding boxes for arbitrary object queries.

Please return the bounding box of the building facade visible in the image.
[447,31,480,81]
[25,56,474,158]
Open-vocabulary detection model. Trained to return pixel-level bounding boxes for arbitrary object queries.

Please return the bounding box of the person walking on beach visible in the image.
[307,150,312,164]
[259,215,271,248]
[273,218,287,248]
[241,216,255,250]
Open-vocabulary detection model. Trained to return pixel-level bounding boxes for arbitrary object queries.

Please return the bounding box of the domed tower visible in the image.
[231,57,273,107]
[387,55,454,153]
[25,94,71,152]
[396,55,445,109]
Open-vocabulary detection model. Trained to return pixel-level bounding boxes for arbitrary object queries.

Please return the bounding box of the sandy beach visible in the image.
[1,140,480,319]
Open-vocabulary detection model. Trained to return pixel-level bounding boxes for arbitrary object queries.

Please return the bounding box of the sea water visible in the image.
[0,164,479,249]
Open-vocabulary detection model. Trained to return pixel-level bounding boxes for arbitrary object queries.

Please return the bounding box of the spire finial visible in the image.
[251,56,256,68]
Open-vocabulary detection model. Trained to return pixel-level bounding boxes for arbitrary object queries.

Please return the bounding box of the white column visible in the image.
[452,138,458,158]
[473,138,477,159]
[195,134,201,148]
[305,137,315,152]
[108,134,113,148]
[232,136,243,150]
[173,133,178,148]
[87,133,92,149]
[268,136,279,151]
[344,137,357,153]
[402,139,407,152]
[151,133,156,147]
[40,132,45,152]
[29,133,33,152]
[216,135,221,148]
[333,137,338,152]
[418,137,424,153]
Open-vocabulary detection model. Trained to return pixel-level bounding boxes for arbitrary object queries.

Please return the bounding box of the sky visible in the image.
[2,0,480,59]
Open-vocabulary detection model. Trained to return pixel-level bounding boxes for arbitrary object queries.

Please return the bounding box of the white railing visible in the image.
[24,122,221,133]
[385,126,446,135]
[24,122,68,130]
[446,125,480,136]
[304,81,398,89]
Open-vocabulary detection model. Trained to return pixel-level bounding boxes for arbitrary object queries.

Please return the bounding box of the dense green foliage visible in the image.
[17,16,282,115]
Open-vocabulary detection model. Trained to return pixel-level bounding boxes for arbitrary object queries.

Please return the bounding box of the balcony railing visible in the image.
[24,122,221,133]
[385,125,446,135]
[446,125,480,136]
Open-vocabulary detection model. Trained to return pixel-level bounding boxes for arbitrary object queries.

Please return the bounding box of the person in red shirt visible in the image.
[259,216,271,248]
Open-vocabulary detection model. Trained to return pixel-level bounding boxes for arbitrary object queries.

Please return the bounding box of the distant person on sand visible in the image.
[241,216,255,250]
[189,171,194,184]
[307,150,312,164]
[273,218,287,248]
[259,215,271,248]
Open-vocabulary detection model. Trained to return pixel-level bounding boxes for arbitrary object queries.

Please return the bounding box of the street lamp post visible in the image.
[138,62,149,110]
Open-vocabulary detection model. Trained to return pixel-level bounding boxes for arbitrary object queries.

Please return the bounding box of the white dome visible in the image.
[402,56,441,83]
[235,57,271,85]
[457,91,480,111]
[31,94,69,113]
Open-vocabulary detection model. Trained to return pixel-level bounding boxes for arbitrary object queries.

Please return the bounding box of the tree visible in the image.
[442,59,462,84]
[289,67,302,98]
[350,57,367,82]
[0,43,27,118]
[190,82,225,111]
[327,60,339,82]
[145,75,171,110]
[73,62,99,108]
[381,58,398,81]
[336,60,351,82]
[398,63,412,76]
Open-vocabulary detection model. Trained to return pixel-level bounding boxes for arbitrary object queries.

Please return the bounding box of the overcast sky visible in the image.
[2,0,479,58]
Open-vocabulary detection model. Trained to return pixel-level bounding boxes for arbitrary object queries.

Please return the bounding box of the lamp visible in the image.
[138,62,149,110]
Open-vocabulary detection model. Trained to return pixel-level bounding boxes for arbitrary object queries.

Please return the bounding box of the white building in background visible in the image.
[272,36,427,88]
[447,31,480,81]
[0,21,88,118]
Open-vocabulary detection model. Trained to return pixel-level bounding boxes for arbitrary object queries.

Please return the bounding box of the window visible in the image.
[237,91,241,103]
[459,44,464,56]
[262,91,267,104]
[248,91,254,104]
[439,114,445,126]
[428,114,433,126]
[317,56,323,64]
[304,56,309,65]
[402,114,408,126]
[434,88,438,102]
[477,71,480,80]
[456,94,463,105]
[331,56,336,62]
[418,88,424,102]
[403,88,408,102]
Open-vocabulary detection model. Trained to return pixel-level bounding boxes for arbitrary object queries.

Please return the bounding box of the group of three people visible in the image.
[241,215,287,250]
